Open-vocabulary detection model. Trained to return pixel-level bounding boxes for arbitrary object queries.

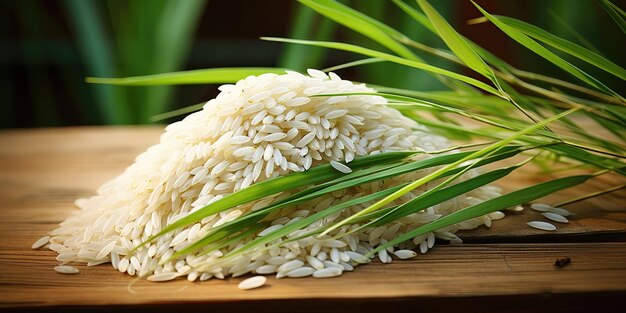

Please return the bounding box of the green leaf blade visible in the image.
[472,1,623,100]
[598,0,626,34]
[222,183,408,261]
[86,67,289,86]
[135,151,415,250]
[373,174,594,255]
[262,37,501,96]
[417,0,497,84]
[495,15,626,80]
[298,0,416,60]
[368,163,522,228]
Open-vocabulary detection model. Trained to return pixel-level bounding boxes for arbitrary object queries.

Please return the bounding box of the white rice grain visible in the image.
[238,276,266,290]
[488,211,506,220]
[330,160,352,174]
[306,255,324,270]
[286,266,315,278]
[393,250,417,259]
[541,212,569,223]
[32,236,50,249]
[313,267,342,278]
[345,251,369,264]
[278,260,304,273]
[527,221,557,231]
[118,258,130,273]
[530,203,552,212]
[325,109,348,120]
[55,265,79,274]
[255,265,277,274]
[95,241,117,260]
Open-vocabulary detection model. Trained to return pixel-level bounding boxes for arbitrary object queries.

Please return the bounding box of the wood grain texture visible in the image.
[0,127,625,313]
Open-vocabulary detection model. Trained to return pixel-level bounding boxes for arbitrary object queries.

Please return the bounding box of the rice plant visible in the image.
[56,0,625,279]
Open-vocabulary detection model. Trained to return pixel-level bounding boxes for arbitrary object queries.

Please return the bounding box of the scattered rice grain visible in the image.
[541,212,569,223]
[31,236,50,249]
[530,203,551,212]
[238,276,266,290]
[527,221,557,231]
[330,160,352,174]
[393,250,417,259]
[54,265,79,274]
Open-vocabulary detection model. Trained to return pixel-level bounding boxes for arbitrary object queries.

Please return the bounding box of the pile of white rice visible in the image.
[44,69,503,281]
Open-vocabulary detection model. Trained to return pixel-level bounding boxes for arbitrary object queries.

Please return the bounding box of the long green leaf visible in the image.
[301,0,479,94]
[588,113,626,143]
[395,1,539,124]
[321,107,578,236]
[598,0,626,34]
[371,86,510,114]
[339,157,529,241]
[221,183,409,261]
[184,149,476,252]
[548,144,626,176]
[169,219,266,262]
[186,161,413,250]
[299,0,478,94]
[368,163,523,228]
[177,146,522,257]
[417,0,498,86]
[212,148,524,261]
[472,1,623,100]
[319,91,545,135]
[372,174,595,255]
[150,102,204,122]
[547,10,603,55]
[298,0,415,60]
[87,67,288,86]
[396,0,622,108]
[494,15,626,80]
[393,0,514,73]
[134,151,415,250]
[391,0,513,94]
[392,0,436,33]
[262,37,501,96]
[322,58,386,72]
[402,112,501,140]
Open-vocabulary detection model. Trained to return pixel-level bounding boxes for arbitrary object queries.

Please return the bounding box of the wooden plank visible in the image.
[0,127,624,311]
[1,243,625,311]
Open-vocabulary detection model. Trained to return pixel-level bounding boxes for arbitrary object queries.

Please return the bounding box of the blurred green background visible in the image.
[1,0,624,128]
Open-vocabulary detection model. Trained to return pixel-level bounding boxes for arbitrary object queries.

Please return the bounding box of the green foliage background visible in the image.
[1,0,624,127]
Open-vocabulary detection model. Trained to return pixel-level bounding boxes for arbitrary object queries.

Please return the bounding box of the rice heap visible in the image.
[46,69,503,281]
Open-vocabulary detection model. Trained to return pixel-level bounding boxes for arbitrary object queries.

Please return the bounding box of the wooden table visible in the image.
[1,127,625,313]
